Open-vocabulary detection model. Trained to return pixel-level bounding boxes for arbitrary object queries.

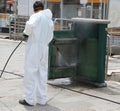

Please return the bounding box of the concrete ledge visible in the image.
[0,33,10,39]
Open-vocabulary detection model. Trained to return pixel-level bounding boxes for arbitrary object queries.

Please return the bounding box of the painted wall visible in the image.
[18,0,36,16]
[108,0,120,27]
[63,4,80,18]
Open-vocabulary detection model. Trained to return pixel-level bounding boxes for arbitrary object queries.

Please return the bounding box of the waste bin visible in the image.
[48,18,110,87]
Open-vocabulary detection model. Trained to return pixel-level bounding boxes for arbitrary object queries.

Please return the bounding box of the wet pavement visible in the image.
[0,37,120,111]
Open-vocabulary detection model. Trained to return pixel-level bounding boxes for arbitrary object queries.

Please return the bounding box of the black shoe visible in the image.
[19,99,33,106]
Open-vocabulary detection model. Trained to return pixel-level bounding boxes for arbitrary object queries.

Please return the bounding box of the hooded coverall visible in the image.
[23,9,54,105]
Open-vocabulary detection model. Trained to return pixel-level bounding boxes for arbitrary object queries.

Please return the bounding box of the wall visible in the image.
[108,0,120,28]
[63,4,80,18]
[18,0,36,16]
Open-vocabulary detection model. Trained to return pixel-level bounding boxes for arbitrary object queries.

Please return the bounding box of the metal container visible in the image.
[48,18,110,87]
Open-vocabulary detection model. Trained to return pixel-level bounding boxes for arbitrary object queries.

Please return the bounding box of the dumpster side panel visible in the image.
[97,24,107,83]
[73,22,99,81]
[73,22,107,84]
[77,39,98,81]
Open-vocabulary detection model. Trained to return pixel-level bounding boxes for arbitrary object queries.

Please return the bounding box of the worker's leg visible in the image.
[36,68,48,105]
[23,66,38,105]
[36,46,48,105]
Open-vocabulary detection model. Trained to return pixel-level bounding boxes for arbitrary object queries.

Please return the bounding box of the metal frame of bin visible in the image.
[48,27,78,79]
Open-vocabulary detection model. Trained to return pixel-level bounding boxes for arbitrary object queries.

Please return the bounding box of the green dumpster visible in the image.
[48,18,110,87]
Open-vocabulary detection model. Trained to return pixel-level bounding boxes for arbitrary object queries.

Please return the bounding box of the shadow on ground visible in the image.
[24,104,61,111]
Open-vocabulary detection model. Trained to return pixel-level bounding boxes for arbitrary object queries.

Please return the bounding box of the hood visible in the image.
[41,9,52,19]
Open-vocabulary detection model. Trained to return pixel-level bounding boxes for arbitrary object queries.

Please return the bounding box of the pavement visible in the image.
[0,35,120,111]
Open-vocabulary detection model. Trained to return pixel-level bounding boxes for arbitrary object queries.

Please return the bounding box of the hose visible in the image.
[0,40,23,78]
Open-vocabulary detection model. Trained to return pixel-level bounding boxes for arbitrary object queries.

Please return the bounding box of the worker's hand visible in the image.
[23,33,29,41]
[52,38,56,44]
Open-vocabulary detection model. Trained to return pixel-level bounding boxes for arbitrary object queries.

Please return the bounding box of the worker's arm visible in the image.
[23,14,38,36]
[23,33,28,38]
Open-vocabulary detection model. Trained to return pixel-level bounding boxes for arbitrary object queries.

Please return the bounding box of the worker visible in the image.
[19,1,54,106]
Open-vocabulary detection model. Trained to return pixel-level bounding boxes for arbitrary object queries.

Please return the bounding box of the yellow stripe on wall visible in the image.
[47,0,60,2]
[47,0,109,3]
[0,14,7,19]
[87,0,109,3]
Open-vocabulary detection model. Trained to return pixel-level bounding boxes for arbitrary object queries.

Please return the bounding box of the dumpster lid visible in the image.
[72,18,110,24]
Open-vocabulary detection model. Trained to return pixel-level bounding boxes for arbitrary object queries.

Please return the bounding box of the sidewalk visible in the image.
[0,38,120,111]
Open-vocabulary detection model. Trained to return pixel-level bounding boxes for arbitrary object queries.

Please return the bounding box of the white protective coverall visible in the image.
[23,9,54,105]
